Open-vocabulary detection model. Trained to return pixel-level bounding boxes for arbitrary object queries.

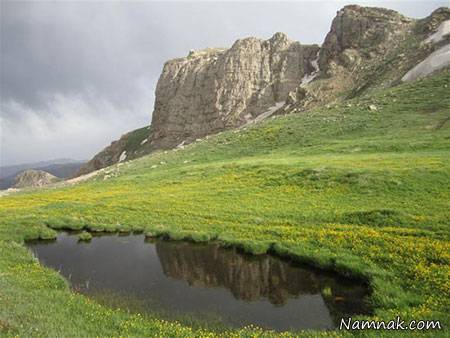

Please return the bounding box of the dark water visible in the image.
[27,233,370,331]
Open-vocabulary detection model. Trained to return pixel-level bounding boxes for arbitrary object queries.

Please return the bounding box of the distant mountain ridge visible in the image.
[0,159,85,190]
[77,5,450,176]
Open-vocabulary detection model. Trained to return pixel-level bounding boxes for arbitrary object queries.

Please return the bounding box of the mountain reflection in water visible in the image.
[159,241,328,305]
[28,233,370,331]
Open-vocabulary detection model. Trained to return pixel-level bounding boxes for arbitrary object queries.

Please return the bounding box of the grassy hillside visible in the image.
[0,71,449,337]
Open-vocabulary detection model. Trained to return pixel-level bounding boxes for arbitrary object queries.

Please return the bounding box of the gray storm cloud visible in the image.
[1,1,447,166]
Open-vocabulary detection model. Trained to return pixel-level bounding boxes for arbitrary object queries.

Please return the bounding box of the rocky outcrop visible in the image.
[402,14,450,82]
[290,5,449,107]
[78,34,319,175]
[13,169,59,188]
[148,33,319,150]
[78,5,450,175]
[402,42,450,82]
[318,5,413,74]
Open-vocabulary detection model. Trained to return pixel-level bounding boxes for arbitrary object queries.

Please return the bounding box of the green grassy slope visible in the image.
[0,71,449,337]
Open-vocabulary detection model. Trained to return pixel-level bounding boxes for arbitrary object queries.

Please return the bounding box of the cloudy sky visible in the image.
[1,1,447,166]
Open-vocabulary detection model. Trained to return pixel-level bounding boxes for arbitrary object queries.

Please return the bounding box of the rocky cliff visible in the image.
[13,169,60,188]
[318,6,412,73]
[310,6,449,102]
[77,5,450,175]
[149,34,319,150]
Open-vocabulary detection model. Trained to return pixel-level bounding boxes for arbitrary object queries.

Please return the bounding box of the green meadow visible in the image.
[0,71,449,337]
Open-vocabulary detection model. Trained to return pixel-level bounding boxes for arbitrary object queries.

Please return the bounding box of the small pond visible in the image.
[27,232,371,331]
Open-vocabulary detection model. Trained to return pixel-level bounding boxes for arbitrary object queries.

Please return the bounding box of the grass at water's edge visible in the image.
[0,72,449,337]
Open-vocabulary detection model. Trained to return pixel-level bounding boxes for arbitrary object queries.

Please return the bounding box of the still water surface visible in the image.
[28,232,370,331]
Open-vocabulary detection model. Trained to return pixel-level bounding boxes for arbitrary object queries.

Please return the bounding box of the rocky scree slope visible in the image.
[77,5,450,176]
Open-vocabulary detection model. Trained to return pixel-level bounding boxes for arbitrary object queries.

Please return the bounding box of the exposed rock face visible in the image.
[78,5,450,176]
[149,33,319,150]
[295,5,449,107]
[13,169,59,188]
[318,5,413,73]
[402,42,450,82]
[419,7,450,37]
[78,34,318,175]
[301,5,415,106]
[402,15,450,82]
